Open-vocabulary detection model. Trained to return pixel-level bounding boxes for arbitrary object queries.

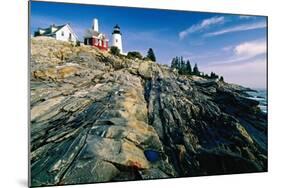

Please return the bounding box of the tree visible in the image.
[127,51,143,60]
[174,56,179,68]
[170,56,193,75]
[171,57,177,69]
[193,63,200,76]
[110,46,120,56]
[186,60,192,74]
[178,57,183,74]
[219,76,224,82]
[180,56,184,69]
[170,56,223,80]
[146,48,156,62]
[210,72,219,79]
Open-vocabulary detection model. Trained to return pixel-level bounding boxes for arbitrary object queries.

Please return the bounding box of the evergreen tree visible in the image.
[170,56,194,75]
[219,76,224,82]
[193,63,200,75]
[180,56,184,69]
[178,56,184,74]
[146,48,156,62]
[171,57,178,69]
[171,57,174,68]
[186,60,192,73]
[170,56,224,80]
[210,72,219,79]
[175,56,179,68]
[182,62,187,74]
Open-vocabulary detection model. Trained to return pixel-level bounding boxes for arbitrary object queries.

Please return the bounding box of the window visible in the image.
[116,39,118,43]
[61,31,64,36]
[69,33,72,41]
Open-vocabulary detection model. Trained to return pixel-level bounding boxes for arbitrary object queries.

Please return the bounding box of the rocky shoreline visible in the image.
[30,37,267,187]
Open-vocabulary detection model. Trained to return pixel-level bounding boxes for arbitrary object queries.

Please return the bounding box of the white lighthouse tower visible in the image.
[112,24,123,54]
[92,18,99,32]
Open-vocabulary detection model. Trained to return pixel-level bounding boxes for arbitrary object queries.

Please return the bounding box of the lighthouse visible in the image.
[92,18,99,32]
[112,24,123,54]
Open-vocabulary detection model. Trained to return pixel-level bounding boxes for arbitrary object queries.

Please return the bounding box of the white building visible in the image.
[34,24,78,43]
[112,24,123,54]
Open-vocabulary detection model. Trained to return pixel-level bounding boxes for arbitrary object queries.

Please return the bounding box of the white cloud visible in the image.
[222,46,233,52]
[234,39,266,58]
[206,39,266,66]
[239,15,252,19]
[204,21,267,37]
[179,16,225,40]
[200,16,225,27]
[201,57,266,89]
[199,39,267,88]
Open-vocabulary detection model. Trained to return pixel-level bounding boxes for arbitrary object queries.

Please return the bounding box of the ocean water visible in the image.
[247,89,267,113]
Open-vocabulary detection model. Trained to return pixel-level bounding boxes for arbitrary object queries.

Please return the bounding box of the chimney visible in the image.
[93,18,99,32]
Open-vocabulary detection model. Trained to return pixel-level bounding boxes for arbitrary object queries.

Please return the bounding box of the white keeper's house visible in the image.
[34,24,78,43]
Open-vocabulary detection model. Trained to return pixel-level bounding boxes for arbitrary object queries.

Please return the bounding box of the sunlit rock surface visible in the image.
[30,37,267,187]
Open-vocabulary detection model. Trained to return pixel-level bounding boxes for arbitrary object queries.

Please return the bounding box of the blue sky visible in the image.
[30,1,267,89]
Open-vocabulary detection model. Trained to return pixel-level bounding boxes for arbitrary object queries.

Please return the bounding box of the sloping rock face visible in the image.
[30,37,267,187]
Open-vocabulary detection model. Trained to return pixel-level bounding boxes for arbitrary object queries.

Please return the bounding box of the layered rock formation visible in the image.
[30,37,267,187]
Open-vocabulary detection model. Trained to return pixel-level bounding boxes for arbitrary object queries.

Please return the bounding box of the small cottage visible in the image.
[34,24,78,43]
[84,18,109,50]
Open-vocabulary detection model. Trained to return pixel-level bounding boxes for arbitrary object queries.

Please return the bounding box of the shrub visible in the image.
[110,46,120,56]
[75,41,81,47]
[127,51,143,60]
[193,63,200,76]
[143,57,150,61]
